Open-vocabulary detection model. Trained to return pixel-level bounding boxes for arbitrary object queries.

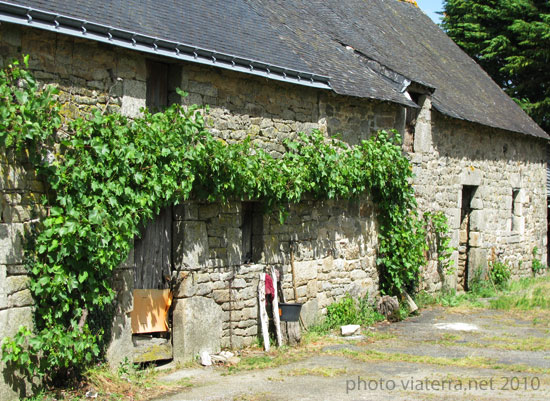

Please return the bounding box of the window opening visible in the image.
[242,202,263,264]
[511,188,520,231]
[458,185,477,291]
[146,60,169,112]
[403,91,423,153]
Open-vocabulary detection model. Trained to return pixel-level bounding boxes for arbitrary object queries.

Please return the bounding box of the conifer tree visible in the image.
[442,0,550,133]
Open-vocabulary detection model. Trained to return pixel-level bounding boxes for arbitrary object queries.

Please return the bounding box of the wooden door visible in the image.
[133,207,172,289]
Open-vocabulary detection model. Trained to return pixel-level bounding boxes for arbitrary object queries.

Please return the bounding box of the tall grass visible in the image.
[415,274,550,311]
[489,276,550,310]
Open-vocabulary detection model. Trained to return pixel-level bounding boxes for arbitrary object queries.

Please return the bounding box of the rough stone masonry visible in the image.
[0,22,547,399]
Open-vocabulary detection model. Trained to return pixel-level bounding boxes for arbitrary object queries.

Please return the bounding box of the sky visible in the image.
[416,0,444,24]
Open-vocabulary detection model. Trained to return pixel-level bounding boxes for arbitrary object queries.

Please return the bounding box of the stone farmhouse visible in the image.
[0,0,548,397]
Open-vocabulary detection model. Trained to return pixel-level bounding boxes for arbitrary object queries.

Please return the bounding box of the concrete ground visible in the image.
[155,306,550,401]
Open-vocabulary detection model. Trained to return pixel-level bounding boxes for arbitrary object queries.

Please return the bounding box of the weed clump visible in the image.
[489,261,511,289]
[309,294,385,334]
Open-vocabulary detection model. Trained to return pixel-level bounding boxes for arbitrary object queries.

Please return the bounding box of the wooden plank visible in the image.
[131,289,172,334]
[134,207,172,289]
[271,267,282,347]
[258,273,270,352]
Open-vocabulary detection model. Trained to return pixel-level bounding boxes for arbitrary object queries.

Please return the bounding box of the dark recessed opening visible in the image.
[408,91,421,106]
[403,91,422,153]
[459,185,477,292]
[512,188,520,231]
[241,202,263,264]
[146,60,168,112]
[146,60,182,112]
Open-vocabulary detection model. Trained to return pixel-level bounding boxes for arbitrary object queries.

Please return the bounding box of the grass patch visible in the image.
[429,332,550,352]
[224,323,397,376]
[223,347,311,375]
[329,348,550,375]
[415,287,493,309]
[441,333,461,342]
[232,392,274,401]
[415,275,550,311]
[363,331,396,341]
[281,367,348,377]
[235,355,277,370]
[427,333,464,347]
[490,276,550,310]
[480,335,550,352]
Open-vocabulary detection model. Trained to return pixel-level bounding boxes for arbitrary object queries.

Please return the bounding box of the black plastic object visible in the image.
[278,303,302,322]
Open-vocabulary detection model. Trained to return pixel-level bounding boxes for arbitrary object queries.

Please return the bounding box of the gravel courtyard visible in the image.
[156,305,550,400]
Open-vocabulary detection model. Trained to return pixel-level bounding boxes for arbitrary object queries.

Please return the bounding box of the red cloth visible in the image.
[265,274,274,302]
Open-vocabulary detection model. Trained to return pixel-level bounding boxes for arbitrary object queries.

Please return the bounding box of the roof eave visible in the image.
[432,103,549,140]
[0,1,332,90]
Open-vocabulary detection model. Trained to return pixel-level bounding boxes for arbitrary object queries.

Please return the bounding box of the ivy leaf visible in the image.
[50,206,63,216]
[78,271,89,283]
[88,209,102,225]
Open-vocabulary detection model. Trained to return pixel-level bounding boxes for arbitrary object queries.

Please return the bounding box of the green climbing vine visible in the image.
[424,211,456,277]
[1,59,430,382]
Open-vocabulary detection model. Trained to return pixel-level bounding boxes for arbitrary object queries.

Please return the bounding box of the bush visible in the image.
[532,247,547,275]
[490,261,511,289]
[310,294,385,333]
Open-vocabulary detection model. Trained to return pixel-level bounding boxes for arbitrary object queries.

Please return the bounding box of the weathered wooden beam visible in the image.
[271,267,282,347]
[258,273,270,351]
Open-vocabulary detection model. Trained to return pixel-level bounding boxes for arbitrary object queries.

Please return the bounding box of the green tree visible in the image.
[442,0,550,133]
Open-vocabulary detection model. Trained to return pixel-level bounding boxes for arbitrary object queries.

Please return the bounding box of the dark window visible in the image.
[146,60,169,112]
[241,202,263,264]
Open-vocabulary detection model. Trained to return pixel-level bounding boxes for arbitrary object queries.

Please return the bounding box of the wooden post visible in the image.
[286,242,302,344]
[271,267,282,347]
[290,242,306,330]
[290,242,298,302]
[258,273,270,351]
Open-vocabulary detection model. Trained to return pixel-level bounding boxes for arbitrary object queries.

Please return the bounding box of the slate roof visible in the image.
[1,0,547,138]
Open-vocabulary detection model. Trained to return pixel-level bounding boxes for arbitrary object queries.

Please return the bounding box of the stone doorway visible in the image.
[458,185,477,291]
[131,206,174,363]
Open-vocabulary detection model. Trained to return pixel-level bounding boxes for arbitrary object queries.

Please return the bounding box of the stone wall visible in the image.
[179,62,400,155]
[412,100,548,291]
[0,149,39,400]
[168,197,378,357]
[105,197,379,365]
